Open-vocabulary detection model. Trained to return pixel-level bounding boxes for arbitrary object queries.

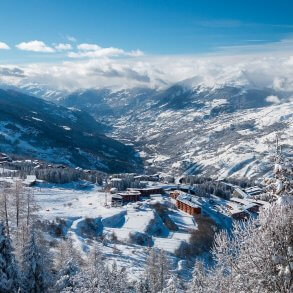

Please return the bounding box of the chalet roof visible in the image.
[176,194,200,208]
[112,194,123,200]
[247,199,270,207]
[110,178,123,182]
[244,186,263,195]
[117,191,141,196]
[230,197,256,206]
[23,175,36,186]
[226,200,257,213]
[234,187,248,198]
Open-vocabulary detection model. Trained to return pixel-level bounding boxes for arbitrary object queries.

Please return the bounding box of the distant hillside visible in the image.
[0,89,143,173]
[59,84,293,179]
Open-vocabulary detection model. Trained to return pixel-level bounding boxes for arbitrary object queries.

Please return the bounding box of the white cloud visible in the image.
[3,53,292,92]
[286,56,293,65]
[69,47,124,58]
[16,40,55,52]
[2,38,293,92]
[77,43,101,51]
[128,49,144,57]
[55,43,72,51]
[266,95,281,104]
[0,42,10,50]
[70,43,144,58]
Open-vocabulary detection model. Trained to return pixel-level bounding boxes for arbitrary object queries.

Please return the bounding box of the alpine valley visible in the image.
[2,79,291,179]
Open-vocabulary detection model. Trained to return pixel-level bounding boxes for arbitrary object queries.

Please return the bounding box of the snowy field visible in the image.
[31,181,197,278]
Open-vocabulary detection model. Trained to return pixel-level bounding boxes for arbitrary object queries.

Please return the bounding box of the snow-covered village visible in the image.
[0,147,292,292]
[0,1,293,292]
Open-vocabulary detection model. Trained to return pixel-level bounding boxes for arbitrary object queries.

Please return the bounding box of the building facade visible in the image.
[176,194,201,216]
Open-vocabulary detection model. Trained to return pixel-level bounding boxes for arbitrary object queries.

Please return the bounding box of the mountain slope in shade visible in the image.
[0,89,143,173]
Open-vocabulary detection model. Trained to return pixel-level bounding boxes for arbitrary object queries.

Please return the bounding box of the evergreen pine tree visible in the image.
[187,261,208,293]
[55,259,80,293]
[54,237,83,293]
[162,275,183,293]
[82,244,106,292]
[0,222,20,293]
[144,248,171,293]
[135,275,151,293]
[21,230,48,293]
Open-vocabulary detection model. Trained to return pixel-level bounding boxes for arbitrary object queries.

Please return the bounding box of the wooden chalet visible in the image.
[244,186,263,197]
[230,197,260,212]
[127,187,164,196]
[226,202,249,220]
[111,190,141,206]
[170,190,180,200]
[176,194,201,216]
[111,194,123,207]
[230,209,249,220]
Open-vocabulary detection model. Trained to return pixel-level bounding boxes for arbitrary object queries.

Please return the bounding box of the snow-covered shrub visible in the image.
[79,217,103,239]
[151,202,178,231]
[177,215,217,257]
[189,203,293,293]
[128,231,152,246]
[263,151,293,205]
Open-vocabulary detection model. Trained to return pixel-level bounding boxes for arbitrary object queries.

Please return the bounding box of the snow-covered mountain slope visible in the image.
[0,89,143,173]
[0,81,68,101]
[59,87,157,119]
[115,100,293,178]
[60,83,293,179]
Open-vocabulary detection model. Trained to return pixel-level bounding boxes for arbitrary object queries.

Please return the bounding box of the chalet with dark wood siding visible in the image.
[230,197,260,212]
[111,191,141,206]
[127,187,164,196]
[176,194,201,216]
[170,190,180,199]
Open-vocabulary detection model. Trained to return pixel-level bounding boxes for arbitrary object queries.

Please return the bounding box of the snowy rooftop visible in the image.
[176,193,200,208]
[244,186,263,195]
[116,191,141,196]
[230,197,256,206]
[234,187,248,198]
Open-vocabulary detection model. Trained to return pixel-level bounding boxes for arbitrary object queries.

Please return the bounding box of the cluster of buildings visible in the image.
[225,197,268,219]
[108,173,268,222]
[175,194,201,216]
[111,187,164,206]
[170,191,202,216]
[169,188,267,220]
[233,186,263,199]
[110,183,267,221]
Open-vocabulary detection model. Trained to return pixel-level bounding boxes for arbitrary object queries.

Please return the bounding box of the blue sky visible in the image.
[1,0,293,91]
[0,0,293,61]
